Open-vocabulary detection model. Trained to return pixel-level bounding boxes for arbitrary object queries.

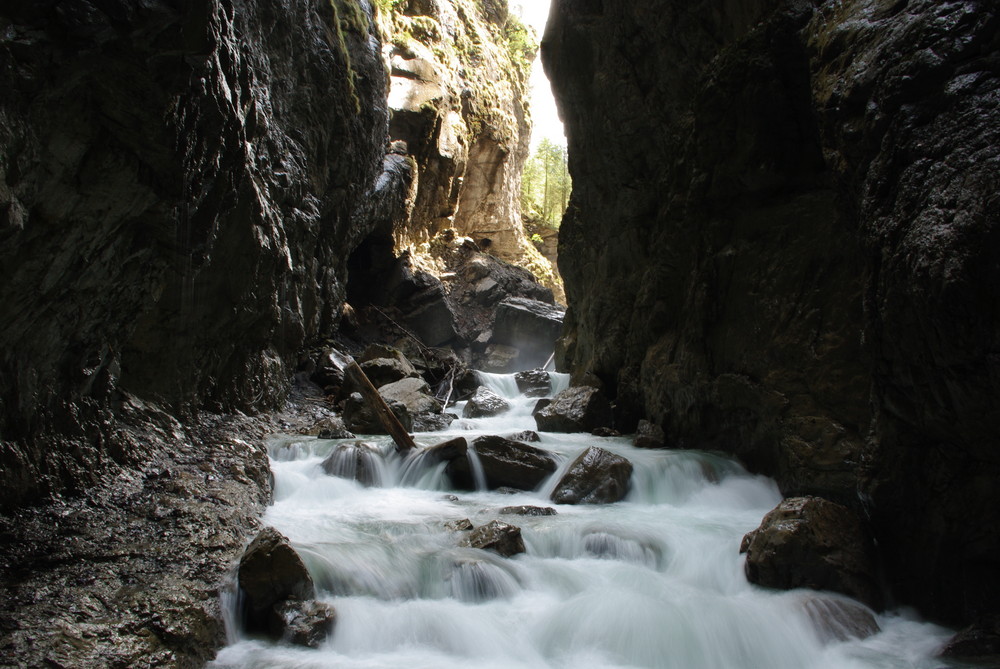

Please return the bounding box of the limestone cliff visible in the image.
[545,0,999,624]
[0,0,388,506]
[379,0,560,296]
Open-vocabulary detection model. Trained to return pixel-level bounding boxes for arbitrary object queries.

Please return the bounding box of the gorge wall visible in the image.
[545,0,999,625]
[0,0,388,505]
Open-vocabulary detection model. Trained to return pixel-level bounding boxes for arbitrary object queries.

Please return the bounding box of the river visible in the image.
[210,371,953,669]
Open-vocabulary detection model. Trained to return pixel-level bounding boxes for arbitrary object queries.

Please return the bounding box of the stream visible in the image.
[210,372,953,669]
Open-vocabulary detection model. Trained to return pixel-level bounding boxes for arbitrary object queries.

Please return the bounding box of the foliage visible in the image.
[521,138,571,228]
[503,14,537,78]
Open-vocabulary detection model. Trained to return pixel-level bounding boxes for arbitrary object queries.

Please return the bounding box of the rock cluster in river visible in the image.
[544,0,1000,625]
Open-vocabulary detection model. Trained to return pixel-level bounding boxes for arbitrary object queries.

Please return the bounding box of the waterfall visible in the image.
[211,371,952,669]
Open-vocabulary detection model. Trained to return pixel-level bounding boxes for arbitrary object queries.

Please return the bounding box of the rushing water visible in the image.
[211,372,953,669]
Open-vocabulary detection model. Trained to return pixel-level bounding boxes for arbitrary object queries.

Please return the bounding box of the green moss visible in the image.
[328,0,370,115]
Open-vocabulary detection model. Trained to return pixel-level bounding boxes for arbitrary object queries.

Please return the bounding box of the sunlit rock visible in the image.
[462,387,511,418]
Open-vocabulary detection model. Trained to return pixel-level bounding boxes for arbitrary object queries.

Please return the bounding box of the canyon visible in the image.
[0,0,997,665]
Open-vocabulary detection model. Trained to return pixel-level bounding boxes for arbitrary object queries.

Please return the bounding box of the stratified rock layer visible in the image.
[544,0,1000,624]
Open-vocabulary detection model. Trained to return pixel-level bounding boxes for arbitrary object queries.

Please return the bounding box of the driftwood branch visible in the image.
[331,350,417,453]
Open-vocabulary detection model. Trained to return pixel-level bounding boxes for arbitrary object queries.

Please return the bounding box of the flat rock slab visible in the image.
[550,446,633,505]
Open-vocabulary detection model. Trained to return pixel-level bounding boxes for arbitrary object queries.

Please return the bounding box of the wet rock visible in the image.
[462,387,511,418]
[320,442,383,487]
[268,599,336,648]
[308,417,355,440]
[460,520,525,557]
[800,595,880,644]
[445,518,474,532]
[359,357,419,389]
[379,377,442,415]
[453,369,482,402]
[445,435,557,491]
[742,497,882,610]
[535,387,614,433]
[592,427,621,437]
[413,412,458,432]
[238,528,315,631]
[940,615,1000,663]
[550,446,633,505]
[506,430,540,443]
[515,369,551,397]
[531,399,551,416]
[343,392,413,434]
[633,420,666,449]
[498,505,557,517]
[422,437,468,466]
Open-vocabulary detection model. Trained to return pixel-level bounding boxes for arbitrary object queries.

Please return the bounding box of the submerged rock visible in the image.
[800,595,880,644]
[461,520,525,557]
[446,435,558,491]
[320,442,384,487]
[550,446,633,505]
[515,369,551,398]
[506,430,540,443]
[268,599,337,648]
[238,528,315,631]
[463,387,511,418]
[535,387,614,433]
[497,505,557,517]
[445,518,474,532]
[742,497,882,610]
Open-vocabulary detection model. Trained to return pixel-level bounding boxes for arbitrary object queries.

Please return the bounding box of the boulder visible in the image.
[306,417,355,440]
[940,615,1000,663]
[268,599,337,648]
[460,520,525,557]
[238,528,315,631]
[534,387,614,433]
[421,437,468,465]
[550,446,633,505]
[462,387,511,418]
[531,399,551,416]
[800,596,880,644]
[633,419,666,449]
[741,497,882,610]
[445,435,557,491]
[592,427,621,437]
[506,430,540,443]
[498,505,557,517]
[343,392,413,433]
[359,356,418,388]
[453,369,482,402]
[481,344,520,373]
[490,297,565,370]
[445,518,474,532]
[379,377,441,416]
[413,412,457,432]
[320,442,384,487]
[515,369,551,397]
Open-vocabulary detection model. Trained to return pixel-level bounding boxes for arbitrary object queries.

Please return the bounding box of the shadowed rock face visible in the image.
[544,0,1000,624]
[0,0,389,507]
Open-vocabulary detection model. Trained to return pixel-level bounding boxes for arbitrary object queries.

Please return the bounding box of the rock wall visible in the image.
[380,0,560,295]
[0,0,389,508]
[545,0,999,624]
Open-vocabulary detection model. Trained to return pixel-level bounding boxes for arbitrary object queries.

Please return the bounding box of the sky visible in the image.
[511,1,566,148]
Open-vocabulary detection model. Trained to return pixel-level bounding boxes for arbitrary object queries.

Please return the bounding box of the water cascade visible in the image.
[211,372,951,669]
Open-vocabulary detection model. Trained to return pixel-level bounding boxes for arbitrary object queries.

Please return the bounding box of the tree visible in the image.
[521,138,570,227]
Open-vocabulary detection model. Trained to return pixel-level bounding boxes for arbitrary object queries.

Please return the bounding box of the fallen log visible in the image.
[332,350,417,453]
